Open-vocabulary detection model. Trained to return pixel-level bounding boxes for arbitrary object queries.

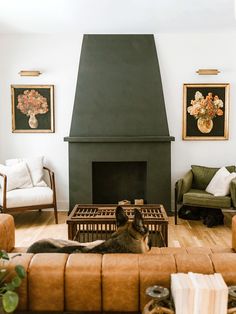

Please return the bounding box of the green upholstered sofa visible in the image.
[175,165,236,224]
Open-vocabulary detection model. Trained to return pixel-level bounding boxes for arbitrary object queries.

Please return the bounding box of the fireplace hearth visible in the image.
[65,35,174,214]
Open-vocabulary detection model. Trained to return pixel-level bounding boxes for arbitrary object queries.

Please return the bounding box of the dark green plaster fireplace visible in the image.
[65,35,174,214]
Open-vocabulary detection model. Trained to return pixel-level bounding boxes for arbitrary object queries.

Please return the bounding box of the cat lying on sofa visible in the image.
[27,206,152,254]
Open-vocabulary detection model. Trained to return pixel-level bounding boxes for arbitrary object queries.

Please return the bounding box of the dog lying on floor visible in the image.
[27,206,152,254]
[178,205,224,227]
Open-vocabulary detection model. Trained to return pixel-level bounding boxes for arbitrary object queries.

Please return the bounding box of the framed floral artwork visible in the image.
[183,83,229,140]
[11,85,54,133]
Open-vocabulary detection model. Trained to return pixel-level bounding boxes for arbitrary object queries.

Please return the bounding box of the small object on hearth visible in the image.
[118,200,131,205]
[228,286,236,313]
[135,199,144,205]
[143,285,175,314]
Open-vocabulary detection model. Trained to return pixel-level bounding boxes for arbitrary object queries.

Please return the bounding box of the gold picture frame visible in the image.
[11,85,54,133]
[183,83,229,140]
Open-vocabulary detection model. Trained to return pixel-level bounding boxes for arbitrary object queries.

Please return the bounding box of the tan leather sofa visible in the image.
[1,213,236,314]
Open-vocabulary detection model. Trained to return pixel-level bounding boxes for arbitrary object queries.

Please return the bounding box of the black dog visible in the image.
[178,205,224,228]
[201,208,224,228]
[27,206,151,254]
[178,206,201,221]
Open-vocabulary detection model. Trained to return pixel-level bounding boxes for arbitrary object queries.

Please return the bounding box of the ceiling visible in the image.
[0,0,235,34]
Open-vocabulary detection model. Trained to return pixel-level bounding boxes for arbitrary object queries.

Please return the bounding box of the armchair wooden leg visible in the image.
[175,186,178,225]
[54,204,58,224]
[175,204,178,225]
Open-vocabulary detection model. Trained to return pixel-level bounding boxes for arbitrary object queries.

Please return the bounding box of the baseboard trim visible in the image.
[56,200,69,211]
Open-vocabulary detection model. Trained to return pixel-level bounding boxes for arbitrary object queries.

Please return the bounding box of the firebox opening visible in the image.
[92,161,147,204]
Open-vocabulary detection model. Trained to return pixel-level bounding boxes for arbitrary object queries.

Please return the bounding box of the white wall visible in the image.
[0,34,82,209]
[0,33,236,210]
[155,34,236,208]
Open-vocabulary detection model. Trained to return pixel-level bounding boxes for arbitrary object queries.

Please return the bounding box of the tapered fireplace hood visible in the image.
[65,35,174,142]
[64,35,174,213]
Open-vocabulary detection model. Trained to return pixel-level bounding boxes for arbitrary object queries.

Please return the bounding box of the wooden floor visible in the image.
[13,210,235,248]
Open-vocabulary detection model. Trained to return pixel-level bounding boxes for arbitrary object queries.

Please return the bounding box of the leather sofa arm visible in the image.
[175,170,193,203]
[0,214,15,251]
[232,215,236,252]
[230,178,236,208]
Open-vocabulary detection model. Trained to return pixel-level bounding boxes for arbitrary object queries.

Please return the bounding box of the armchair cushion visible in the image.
[0,162,33,191]
[6,156,47,187]
[191,165,236,190]
[0,187,53,208]
[183,189,232,208]
[206,167,236,196]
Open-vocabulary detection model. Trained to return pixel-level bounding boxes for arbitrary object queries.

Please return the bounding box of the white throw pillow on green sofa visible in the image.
[206,167,236,197]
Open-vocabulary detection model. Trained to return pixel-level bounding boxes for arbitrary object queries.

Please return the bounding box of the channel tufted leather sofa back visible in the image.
[1,214,236,313]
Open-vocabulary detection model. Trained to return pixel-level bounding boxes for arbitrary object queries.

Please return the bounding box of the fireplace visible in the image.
[65,35,174,214]
[92,161,147,204]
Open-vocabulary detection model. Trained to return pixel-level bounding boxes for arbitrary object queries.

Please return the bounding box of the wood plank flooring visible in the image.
[13,210,234,248]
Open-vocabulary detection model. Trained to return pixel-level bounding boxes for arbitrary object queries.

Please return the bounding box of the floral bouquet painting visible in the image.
[11,85,54,133]
[17,89,49,129]
[183,84,229,140]
[187,91,224,133]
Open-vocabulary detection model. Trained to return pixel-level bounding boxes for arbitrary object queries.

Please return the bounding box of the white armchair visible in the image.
[0,166,58,223]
